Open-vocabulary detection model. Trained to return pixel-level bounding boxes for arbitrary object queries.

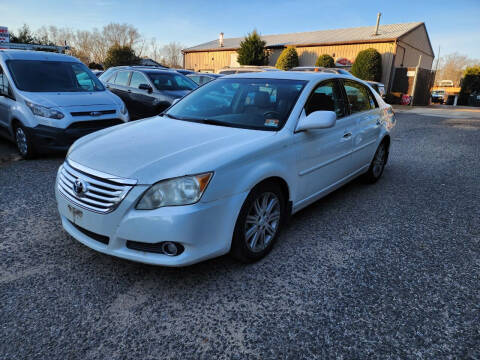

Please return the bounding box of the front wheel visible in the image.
[14,124,35,159]
[230,183,285,263]
[363,141,388,183]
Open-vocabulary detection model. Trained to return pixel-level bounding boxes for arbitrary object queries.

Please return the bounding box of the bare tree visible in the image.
[435,53,479,86]
[161,42,184,68]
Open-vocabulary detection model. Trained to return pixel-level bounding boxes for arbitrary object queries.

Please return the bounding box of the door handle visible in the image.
[343,132,352,138]
[127,89,132,93]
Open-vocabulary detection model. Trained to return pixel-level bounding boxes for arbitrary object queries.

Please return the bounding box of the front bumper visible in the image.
[29,121,125,152]
[55,181,247,267]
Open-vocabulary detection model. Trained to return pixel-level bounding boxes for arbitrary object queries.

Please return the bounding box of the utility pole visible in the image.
[434,45,441,86]
[410,55,422,106]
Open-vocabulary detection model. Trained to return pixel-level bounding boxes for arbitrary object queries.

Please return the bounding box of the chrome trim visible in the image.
[57,161,135,214]
[67,158,137,185]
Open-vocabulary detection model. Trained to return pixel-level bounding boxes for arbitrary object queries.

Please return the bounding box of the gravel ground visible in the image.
[1,111,479,359]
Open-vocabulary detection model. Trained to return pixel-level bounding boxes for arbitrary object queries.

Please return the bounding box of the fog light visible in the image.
[162,242,179,256]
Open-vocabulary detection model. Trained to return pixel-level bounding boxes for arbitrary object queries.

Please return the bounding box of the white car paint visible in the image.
[55,71,396,266]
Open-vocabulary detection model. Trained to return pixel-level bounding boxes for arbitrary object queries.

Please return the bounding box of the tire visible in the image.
[230,183,286,263]
[363,141,388,183]
[14,124,35,159]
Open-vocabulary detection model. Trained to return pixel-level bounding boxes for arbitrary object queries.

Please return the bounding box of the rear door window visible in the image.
[129,72,149,88]
[343,80,375,113]
[114,71,131,86]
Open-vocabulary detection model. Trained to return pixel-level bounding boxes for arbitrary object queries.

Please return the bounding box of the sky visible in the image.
[1,0,479,59]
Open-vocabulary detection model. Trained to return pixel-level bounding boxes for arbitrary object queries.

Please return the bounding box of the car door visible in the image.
[110,71,132,115]
[128,71,158,119]
[0,65,14,132]
[343,80,382,169]
[294,79,354,203]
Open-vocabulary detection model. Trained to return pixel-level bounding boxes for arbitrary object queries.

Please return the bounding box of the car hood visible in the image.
[21,90,120,108]
[68,116,274,184]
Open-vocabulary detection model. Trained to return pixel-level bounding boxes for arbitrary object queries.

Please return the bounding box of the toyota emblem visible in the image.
[73,179,87,196]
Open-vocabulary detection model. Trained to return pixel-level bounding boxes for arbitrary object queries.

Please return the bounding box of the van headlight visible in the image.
[25,101,64,119]
[136,173,213,210]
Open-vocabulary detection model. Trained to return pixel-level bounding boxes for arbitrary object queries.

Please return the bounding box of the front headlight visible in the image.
[120,102,128,115]
[25,101,64,119]
[136,173,213,210]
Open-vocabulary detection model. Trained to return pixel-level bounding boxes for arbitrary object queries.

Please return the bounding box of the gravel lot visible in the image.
[1,109,479,359]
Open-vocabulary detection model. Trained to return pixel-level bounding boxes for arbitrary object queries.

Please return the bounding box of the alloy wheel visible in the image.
[15,127,28,156]
[244,192,281,253]
[372,144,386,178]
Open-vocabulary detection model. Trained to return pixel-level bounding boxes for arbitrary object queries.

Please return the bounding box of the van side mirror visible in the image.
[139,84,153,93]
[295,111,336,132]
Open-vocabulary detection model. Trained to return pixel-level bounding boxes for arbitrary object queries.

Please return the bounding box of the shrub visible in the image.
[315,54,335,68]
[459,65,480,105]
[275,47,299,70]
[103,44,140,68]
[88,62,104,70]
[237,30,268,66]
[351,48,382,81]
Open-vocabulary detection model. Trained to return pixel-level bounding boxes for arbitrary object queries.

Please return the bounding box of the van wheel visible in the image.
[363,141,388,183]
[14,124,35,159]
[230,183,285,263]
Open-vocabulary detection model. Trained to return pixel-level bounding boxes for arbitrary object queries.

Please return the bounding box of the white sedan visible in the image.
[55,71,396,266]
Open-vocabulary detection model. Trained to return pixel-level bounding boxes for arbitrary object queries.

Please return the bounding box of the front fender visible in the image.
[201,135,297,204]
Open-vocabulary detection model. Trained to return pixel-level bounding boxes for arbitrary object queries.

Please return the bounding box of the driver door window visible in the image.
[304,80,346,118]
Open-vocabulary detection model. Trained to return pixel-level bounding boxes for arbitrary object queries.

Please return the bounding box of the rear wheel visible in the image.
[363,141,388,183]
[14,124,35,159]
[230,183,285,263]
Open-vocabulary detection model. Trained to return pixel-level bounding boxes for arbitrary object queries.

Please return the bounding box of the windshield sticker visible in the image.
[264,119,279,127]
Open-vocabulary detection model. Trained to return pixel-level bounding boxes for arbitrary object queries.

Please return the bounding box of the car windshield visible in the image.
[6,60,105,92]
[147,72,197,91]
[166,78,306,131]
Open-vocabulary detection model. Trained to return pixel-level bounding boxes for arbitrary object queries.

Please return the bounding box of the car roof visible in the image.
[221,71,352,81]
[0,49,80,62]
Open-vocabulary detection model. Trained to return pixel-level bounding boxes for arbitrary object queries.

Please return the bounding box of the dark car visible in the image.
[102,68,198,120]
[187,72,224,85]
[175,69,196,76]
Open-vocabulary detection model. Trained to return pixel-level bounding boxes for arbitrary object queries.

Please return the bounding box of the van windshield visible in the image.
[6,60,105,92]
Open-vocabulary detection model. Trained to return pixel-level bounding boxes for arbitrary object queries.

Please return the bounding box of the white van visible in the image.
[0,50,129,158]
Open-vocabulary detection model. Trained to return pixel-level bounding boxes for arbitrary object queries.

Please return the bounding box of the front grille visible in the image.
[57,160,136,214]
[70,109,116,117]
[67,119,123,129]
[70,220,109,245]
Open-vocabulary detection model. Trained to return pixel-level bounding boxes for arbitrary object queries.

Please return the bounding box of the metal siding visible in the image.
[396,41,434,69]
[287,42,395,85]
[398,24,434,57]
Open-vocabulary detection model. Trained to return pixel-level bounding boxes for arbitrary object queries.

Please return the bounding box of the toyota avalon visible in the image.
[55,72,395,266]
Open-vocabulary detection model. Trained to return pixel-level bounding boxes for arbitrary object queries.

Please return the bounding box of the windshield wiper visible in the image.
[164,113,182,120]
[164,114,236,128]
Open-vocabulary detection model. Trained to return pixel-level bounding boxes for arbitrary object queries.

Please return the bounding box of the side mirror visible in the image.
[139,83,153,93]
[295,111,336,132]
[171,98,180,106]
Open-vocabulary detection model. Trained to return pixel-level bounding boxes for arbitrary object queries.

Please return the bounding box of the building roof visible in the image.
[184,22,424,52]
